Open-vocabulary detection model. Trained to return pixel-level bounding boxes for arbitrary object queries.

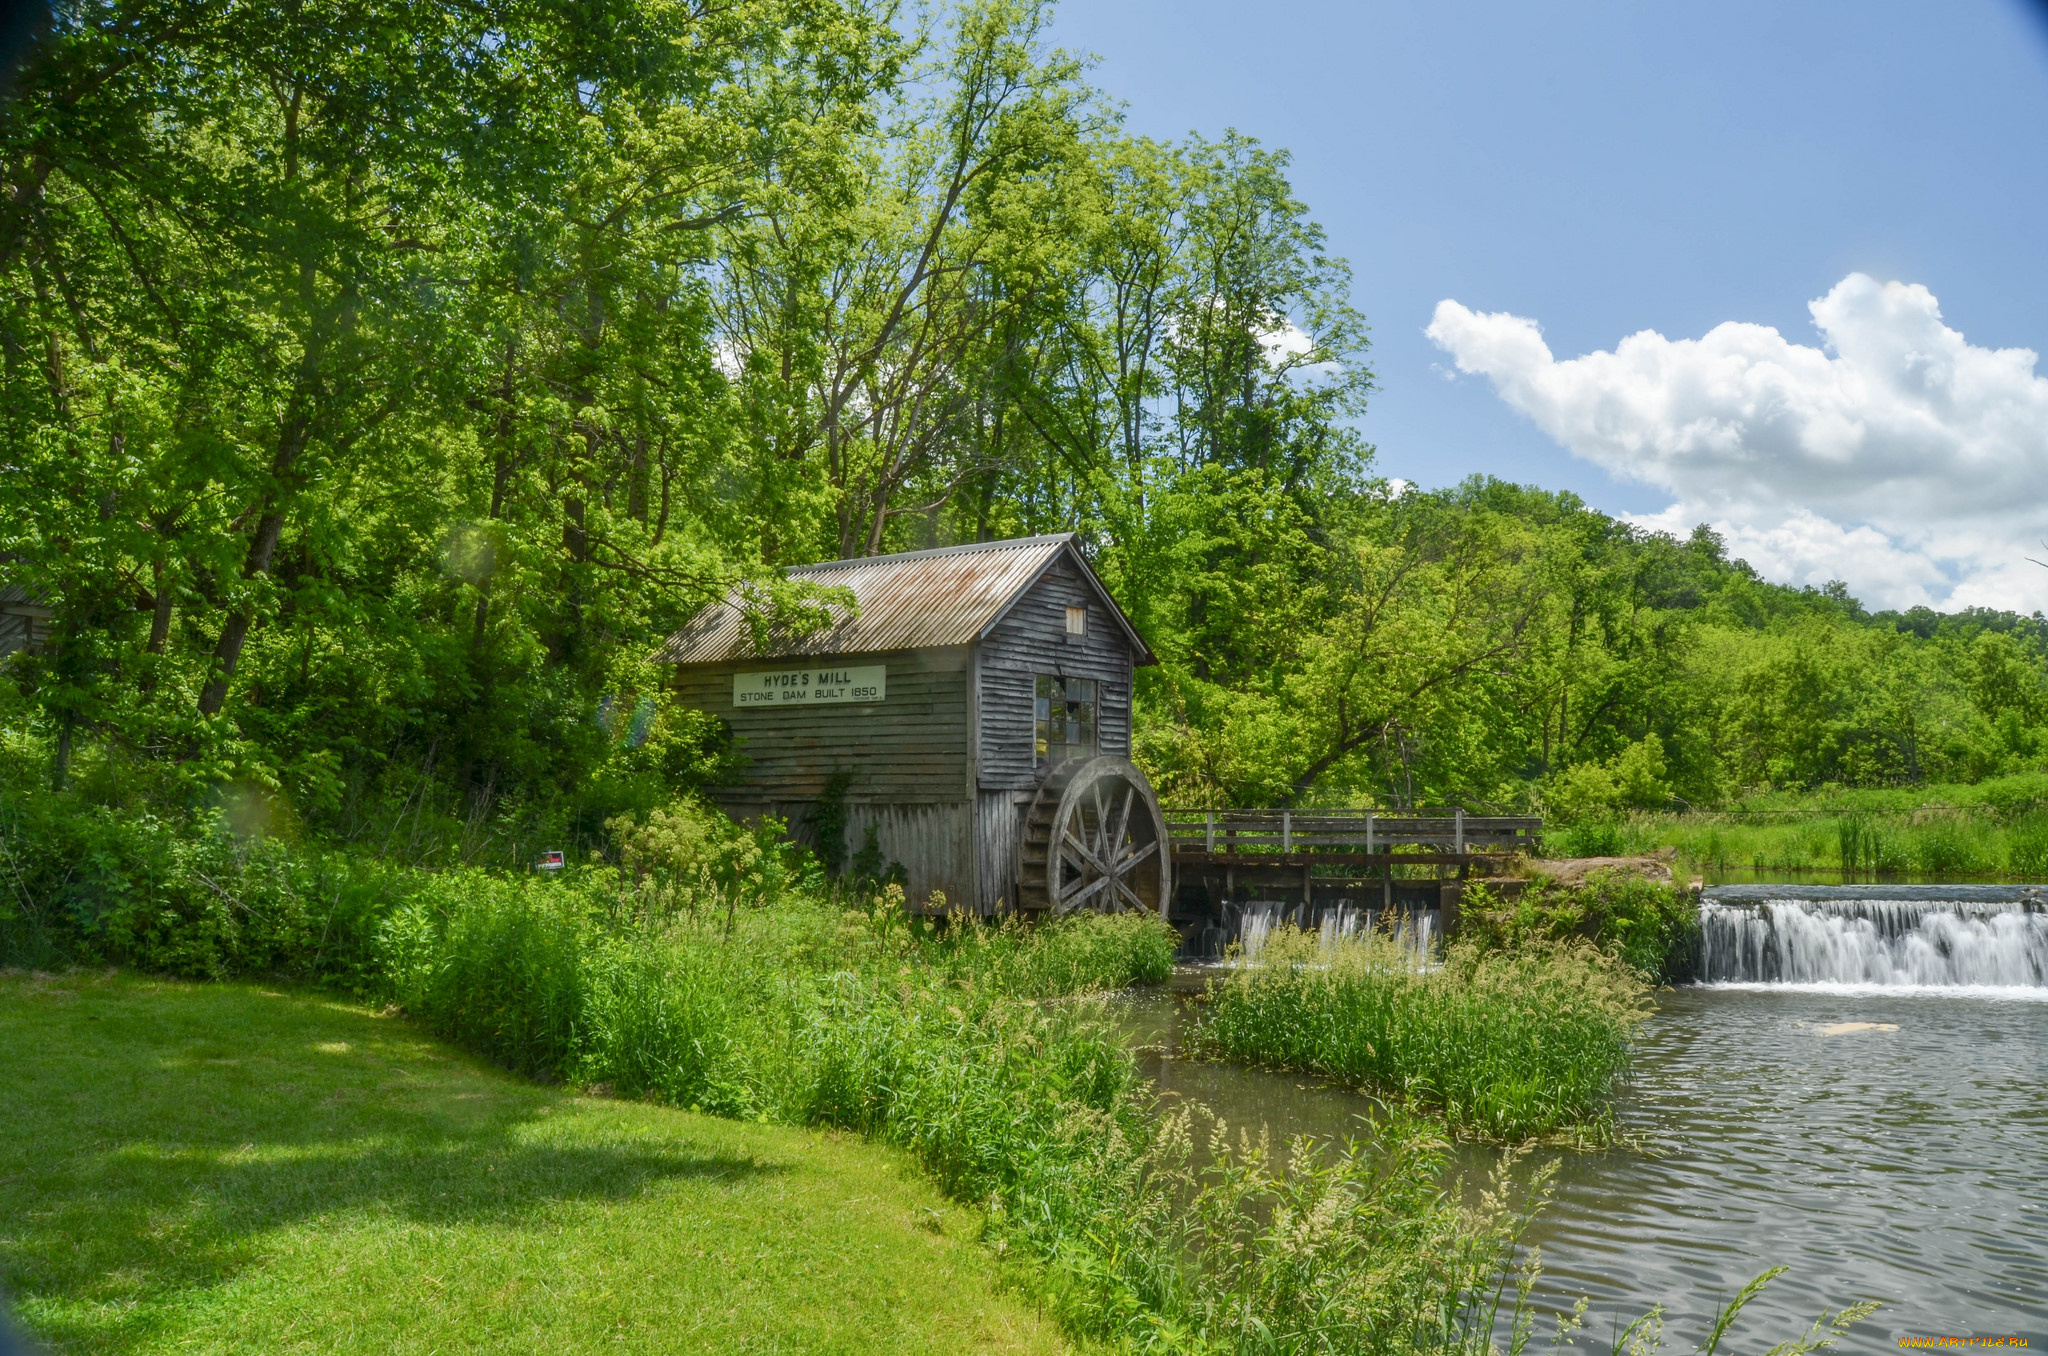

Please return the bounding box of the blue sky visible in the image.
[1047,0,2048,611]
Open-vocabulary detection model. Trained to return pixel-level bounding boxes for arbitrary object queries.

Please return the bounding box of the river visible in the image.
[1120,888,2048,1350]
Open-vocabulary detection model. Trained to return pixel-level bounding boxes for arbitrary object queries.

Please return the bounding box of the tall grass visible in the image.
[1193,928,1649,1143]
[1035,1109,1538,1355]
[1537,771,2048,879]
[370,868,1532,1353]
[1549,803,2048,880]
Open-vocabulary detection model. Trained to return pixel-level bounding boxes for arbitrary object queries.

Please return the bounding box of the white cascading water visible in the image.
[1404,910,1435,962]
[1238,903,1279,963]
[1233,901,1435,965]
[1699,897,2048,988]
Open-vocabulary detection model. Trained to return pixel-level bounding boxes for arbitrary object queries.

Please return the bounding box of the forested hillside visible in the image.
[5,0,2046,859]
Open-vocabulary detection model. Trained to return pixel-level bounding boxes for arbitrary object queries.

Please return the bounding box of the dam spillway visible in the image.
[1698,885,2048,989]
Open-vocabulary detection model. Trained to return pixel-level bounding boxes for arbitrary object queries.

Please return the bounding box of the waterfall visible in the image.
[1699,895,2048,988]
[1412,909,1435,960]
[1238,903,1280,963]
[1318,905,1362,952]
[1230,900,1436,965]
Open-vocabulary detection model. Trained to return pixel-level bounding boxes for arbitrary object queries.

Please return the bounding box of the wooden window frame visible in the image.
[1034,673,1097,767]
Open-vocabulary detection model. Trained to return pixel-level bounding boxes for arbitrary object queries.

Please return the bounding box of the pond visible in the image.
[1120,889,2048,1350]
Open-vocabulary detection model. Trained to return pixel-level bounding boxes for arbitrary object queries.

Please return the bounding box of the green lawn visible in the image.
[0,972,1070,1355]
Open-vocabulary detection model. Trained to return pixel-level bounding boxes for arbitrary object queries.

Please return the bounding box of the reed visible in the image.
[925,906,1179,998]
[1193,927,1650,1143]
[1022,1106,1535,1355]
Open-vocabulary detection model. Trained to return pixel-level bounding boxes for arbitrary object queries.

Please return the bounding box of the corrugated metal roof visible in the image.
[654,533,1154,665]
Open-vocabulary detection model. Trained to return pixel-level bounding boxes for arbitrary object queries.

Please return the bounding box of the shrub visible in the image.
[0,785,400,981]
[1544,735,1673,822]
[1463,871,1700,982]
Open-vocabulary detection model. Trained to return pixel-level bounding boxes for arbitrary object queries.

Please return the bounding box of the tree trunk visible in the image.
[51,709,74,791]
[564,496,587,559]
[628,436,648,521]
[471,444,515,652]
[197,506,287,716]
[145,557,173,654]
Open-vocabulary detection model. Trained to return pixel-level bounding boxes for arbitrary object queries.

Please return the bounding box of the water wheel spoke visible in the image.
[1111,787,1135,861]
[1077,839,1158,914]
[1106,841,1159,911]
[1058,871,1119,912]
[1055,821,1111,915]
[1116,838,1159,872]
[1062,823,1109,876]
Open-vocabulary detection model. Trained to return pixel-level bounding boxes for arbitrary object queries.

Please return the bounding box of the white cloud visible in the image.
[1259,318,1346,384]
[1625,503,1952,609]
[712,336,746,382]
[1426,274,2048,611]
[1259,317,1317,367]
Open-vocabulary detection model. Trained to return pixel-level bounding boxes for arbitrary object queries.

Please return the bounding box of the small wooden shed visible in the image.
[0,584,52,660]
[656,534,1171,916]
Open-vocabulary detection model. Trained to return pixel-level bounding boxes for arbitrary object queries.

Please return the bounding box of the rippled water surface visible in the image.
[1510,984,2047,1350]
[1120,975,2048,1350]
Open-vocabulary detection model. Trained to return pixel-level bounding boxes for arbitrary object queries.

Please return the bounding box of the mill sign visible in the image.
[733,665,886,707]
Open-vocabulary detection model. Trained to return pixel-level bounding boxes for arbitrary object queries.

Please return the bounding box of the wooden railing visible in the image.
[1164,810,1541,858]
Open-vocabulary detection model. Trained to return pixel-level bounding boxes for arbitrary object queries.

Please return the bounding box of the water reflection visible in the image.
[1113,979,1387,1166]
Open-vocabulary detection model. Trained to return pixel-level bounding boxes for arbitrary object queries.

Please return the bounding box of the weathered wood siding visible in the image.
[975,666,1036,788]
[670,646,974,913]
[1098,678,1131,759]
[672,646,971,803]
[976,790,1021,914]
[975,557,1136,793]
[727,798,974,914]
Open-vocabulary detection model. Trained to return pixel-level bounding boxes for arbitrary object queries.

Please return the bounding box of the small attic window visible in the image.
[1065,605,1088,638]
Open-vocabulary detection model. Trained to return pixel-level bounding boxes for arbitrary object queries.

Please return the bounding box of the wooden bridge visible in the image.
[1164,809,1543,917]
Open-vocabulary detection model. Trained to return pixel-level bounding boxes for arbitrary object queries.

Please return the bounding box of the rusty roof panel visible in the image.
[654,534,1153,665]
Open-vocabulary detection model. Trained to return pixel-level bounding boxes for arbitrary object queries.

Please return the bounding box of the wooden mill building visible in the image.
[656,534,1172,916]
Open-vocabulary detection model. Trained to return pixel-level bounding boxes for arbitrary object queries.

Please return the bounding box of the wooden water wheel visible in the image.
[1017,756,1171,915]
